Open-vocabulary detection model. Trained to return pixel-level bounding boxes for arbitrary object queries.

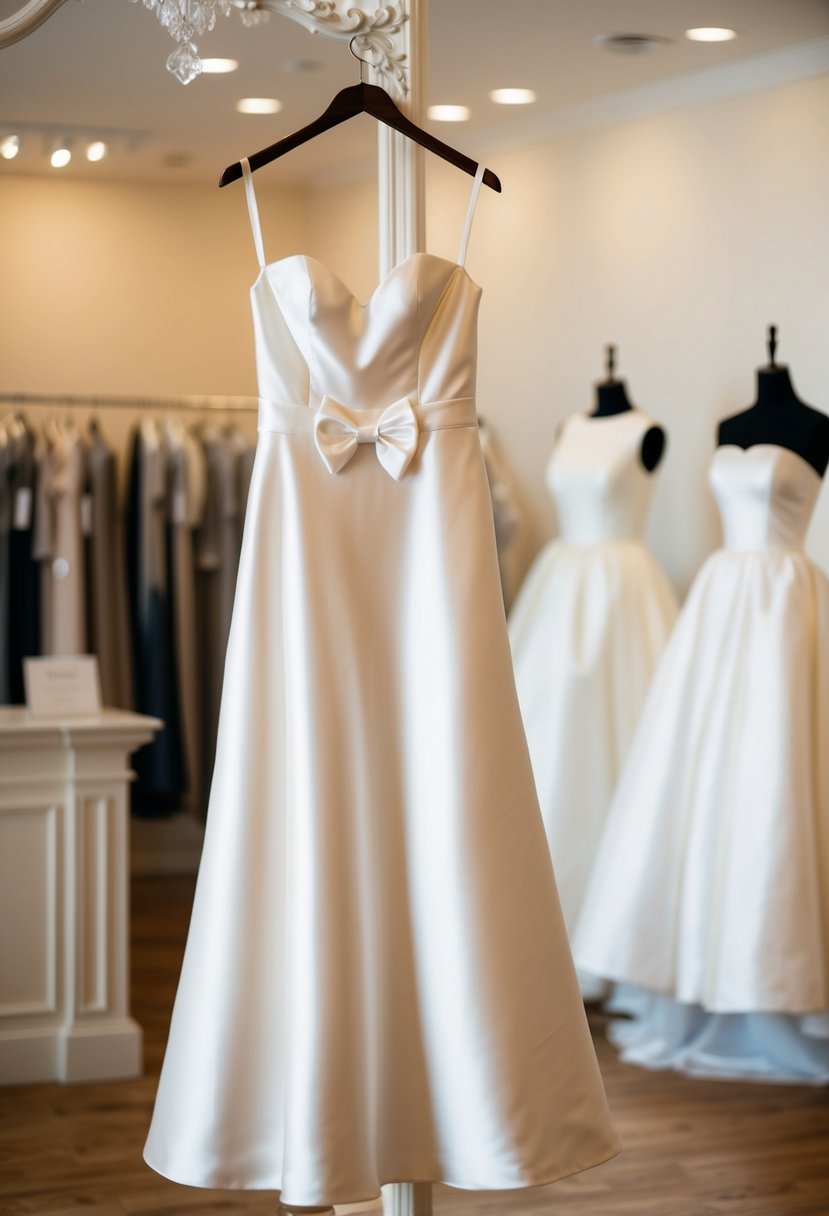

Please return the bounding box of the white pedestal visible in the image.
[0,707,161,1085]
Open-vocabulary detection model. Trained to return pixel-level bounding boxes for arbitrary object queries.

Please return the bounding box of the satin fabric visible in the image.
[508,410,677,973]
[575,444,829,1079]
[144,250,619,1205]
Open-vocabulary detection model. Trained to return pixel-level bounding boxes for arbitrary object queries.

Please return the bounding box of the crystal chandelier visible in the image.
[129,0,270,85]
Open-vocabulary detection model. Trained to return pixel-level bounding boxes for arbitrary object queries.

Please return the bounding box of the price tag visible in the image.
[24,656,102,718]
[13,487,32,531]
[172,487,188,525]
[80,494,93,537]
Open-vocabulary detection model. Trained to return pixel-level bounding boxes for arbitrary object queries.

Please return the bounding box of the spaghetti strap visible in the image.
[241,157,267,269]
[457,163,486,267]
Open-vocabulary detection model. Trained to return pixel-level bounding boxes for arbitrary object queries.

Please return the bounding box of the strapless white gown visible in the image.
[575,444,829,1083]
[508,410,677,984]
[143,165,619,1207]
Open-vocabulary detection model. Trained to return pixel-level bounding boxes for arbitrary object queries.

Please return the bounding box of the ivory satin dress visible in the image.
[144,164,619,1206]
[508,410,678,976]
[575,443,829,1083]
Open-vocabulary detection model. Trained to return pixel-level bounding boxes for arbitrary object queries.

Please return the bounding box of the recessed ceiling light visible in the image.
[201,57,239,74]
[427,104,470,122]
[236,97,283,115]
[490,88,537,106]
[50,146,71,169]
[86,140,107,162]
[685,27,737,42]
[0,134,20,160]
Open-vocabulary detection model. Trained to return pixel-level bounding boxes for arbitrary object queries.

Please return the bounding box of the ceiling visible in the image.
[0,0,828,184]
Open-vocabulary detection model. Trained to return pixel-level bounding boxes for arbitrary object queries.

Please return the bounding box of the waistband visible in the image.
[258,395,477,435]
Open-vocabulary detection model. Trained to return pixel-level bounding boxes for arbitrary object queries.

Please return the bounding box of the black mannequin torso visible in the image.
[590,363,666,473]
[717,331,829,477]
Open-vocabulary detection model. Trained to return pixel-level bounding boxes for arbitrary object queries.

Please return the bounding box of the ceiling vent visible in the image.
[594,33,671,54]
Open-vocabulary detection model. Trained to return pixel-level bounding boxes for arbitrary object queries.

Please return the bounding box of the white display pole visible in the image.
[376,0,426,276]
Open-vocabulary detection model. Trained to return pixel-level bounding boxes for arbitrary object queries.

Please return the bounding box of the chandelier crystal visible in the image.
[129,0,270,84]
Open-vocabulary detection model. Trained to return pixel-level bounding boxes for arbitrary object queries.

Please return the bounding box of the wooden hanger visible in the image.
[220,44,501,192]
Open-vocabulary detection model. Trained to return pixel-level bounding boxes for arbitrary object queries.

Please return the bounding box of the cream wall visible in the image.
[0,175,309,449]
[428,71,829,592]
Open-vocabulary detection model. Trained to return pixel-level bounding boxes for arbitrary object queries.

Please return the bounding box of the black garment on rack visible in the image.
[86,428,133,708]
[194,427,241,816]
[125,424,184,817]
[6,421,41,703]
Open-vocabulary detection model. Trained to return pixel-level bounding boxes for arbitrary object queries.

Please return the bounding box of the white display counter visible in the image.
[0,707,161,1084]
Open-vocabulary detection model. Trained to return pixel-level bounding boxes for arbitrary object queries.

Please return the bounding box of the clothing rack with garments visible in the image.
[1,392,258,821]
[0,391,258,414]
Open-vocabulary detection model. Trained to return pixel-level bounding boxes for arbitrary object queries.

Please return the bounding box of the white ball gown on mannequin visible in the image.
[508,408,677,993]
[143,164,620,1208]
[575,443,829,1083]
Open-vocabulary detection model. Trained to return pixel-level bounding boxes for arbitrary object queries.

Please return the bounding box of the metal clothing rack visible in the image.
[0,391,259,414]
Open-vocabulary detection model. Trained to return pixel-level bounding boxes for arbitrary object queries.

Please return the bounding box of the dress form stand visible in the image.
[593,345,666,472]
[718,326,829,475]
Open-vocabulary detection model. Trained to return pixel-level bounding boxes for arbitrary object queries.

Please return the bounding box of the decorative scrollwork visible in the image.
[237,2,409,94]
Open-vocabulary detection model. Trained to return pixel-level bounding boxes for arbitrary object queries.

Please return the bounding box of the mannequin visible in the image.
[590,345,666,472]
[509,344,678,996]
[718,326,829,476]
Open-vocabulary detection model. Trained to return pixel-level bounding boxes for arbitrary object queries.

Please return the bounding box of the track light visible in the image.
[0,134,20,160]
[86,140,107,162]
[50,141,71,168]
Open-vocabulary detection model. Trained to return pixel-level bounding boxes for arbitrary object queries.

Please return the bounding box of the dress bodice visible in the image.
[250,253,481,412]
[710,444,822,552]
[546,409,659,546]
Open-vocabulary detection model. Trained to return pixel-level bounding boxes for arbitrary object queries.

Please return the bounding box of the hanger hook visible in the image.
[767,324,778,369]
[605,343,616,382]
[349,35,371,84]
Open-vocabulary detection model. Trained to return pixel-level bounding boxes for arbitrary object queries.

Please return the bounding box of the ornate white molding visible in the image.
[245,1,408,95]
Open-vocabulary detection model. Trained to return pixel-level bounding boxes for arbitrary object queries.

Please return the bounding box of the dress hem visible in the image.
[143,1138,622,1204]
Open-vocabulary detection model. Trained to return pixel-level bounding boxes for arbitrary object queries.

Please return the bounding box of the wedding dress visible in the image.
[508,408,677,985]
[575,443,829,1083]
[144,163,619,1206]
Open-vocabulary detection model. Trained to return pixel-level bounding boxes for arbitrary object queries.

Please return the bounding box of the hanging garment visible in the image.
[167,420,207,815]
[508,409,677,990]
[195,427,243,804]
[479,418,523,610]
[144,163,619,1207]
[126,419,184,817]
[32,431,55,657]
[0,425,12,703]
[575,443,829,1083]
[38,422,86,657]
[86,425,133,707]
[5,417,40,703]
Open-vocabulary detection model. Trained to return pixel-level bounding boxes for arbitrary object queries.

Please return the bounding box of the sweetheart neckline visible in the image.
[716,443,823,483]
[251,250,480,309]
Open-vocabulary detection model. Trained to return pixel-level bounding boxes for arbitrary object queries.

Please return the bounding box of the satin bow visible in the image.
[313,395,419,481]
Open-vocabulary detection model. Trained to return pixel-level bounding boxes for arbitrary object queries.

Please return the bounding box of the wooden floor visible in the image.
[1,876,828,1216]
